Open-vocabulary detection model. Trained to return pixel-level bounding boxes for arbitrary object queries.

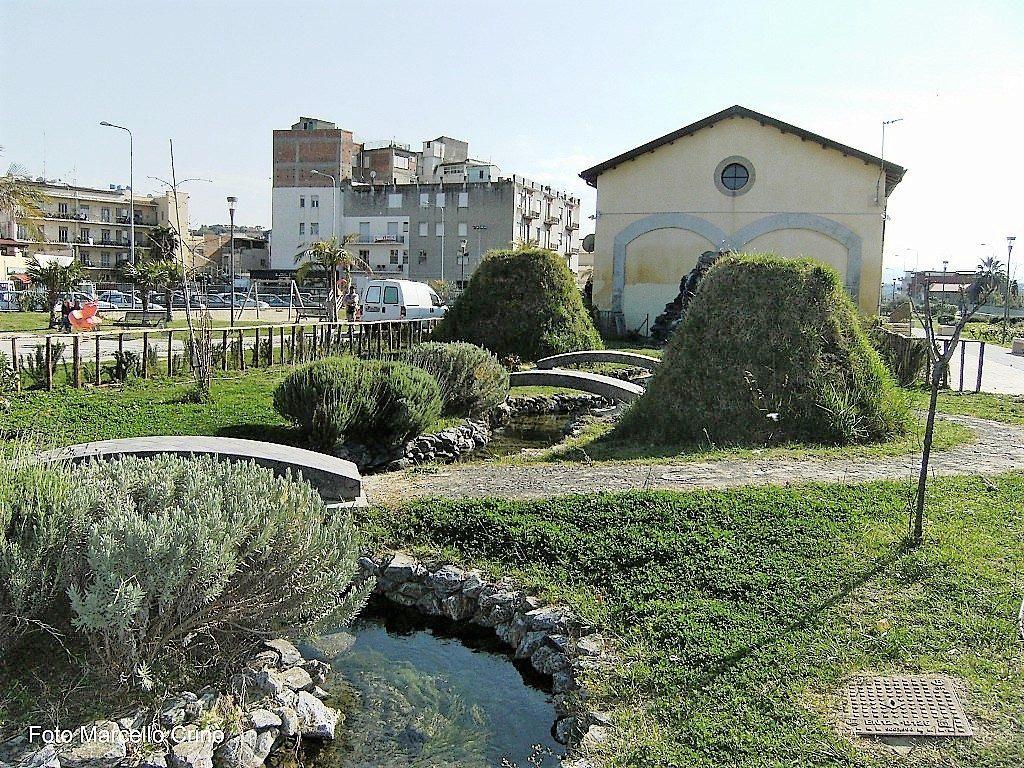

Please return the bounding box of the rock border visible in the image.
[0,639,339,768]
[359,551,617,765]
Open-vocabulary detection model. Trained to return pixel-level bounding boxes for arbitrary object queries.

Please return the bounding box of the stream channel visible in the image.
[307,600,563,768]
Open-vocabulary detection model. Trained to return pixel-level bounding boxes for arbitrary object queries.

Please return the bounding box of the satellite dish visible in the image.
[582,233,595,253]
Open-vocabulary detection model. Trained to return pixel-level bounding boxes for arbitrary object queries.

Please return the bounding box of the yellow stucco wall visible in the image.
[591,114,887,329]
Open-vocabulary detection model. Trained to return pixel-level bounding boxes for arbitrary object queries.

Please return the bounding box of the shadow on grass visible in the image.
[687,542,935,693]
[214,423,306,448]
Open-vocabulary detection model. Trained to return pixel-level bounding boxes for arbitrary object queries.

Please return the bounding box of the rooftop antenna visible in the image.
[875,117,902,205]
[42,131,46,178]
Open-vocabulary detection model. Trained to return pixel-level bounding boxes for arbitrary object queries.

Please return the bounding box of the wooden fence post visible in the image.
[254,328,261,368]
[238,329,245,371]
[142,333,150,379]
[94,335,101,386]
[976,342,985,393]
[167,330,174,377]
[45,337,53,391]
[72,335,81,388]
[11,337,20,392]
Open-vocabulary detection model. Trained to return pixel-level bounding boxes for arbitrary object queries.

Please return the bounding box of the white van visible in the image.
[361,279,447,321]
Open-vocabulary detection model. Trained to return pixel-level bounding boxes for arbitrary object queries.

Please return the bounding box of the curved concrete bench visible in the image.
[535,350,661,371]
[37,436,363,505]
[509,368,645,403]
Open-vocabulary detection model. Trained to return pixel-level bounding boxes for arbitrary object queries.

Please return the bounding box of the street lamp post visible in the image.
[99,121,134,263]
[227,196,237,327]
[310,170,338,240]
[1006,236,1017,340]
[472,224,487,270]
[942,260,948,311]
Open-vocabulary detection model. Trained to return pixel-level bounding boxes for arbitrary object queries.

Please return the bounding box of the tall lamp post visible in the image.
[310,169,338,239]
[472,224,487,270]
[1006,236,1017,340]
[941,260,948,310]
[227,196,237,327]
[99,121,134,263]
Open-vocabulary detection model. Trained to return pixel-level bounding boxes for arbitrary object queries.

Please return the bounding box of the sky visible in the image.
[2,0,1022,279]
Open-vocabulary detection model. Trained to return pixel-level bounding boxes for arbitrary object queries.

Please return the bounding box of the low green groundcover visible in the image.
[362,476,1024,767]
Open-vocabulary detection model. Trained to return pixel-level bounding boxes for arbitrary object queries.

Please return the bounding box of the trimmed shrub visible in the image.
[67,455,371,682]
[0,460,97,657]
[274,357,442,450]
[618,253,912,445]
[432,246,602,360]
[403,342,509,416]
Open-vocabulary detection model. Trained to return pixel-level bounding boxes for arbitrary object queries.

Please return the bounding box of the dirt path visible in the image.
[364,414,1024,504]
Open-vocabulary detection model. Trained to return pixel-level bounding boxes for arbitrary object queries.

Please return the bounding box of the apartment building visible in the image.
[271,117,581,285]
[272,176,581,287]
[0,179,189,281]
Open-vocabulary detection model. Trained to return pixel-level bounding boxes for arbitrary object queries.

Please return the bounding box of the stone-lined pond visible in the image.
[309,600,562,767]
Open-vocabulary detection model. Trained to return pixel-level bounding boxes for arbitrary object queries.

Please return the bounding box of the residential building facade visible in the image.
[272,176,581,287]
[0,179,189,281]
[580,105,907,332]
[271,117,581,286]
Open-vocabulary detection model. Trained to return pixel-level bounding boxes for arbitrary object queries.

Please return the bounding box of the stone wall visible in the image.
[359,551,616,763]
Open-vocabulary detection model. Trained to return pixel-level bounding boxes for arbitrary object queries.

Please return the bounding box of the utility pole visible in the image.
[1006,236,1017,340]
[227,196,237,327]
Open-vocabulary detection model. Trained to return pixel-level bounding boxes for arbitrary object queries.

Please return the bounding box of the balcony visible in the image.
[565,220,579,230]
[544,213,561,225]
[357,234,406,244]
[522,208,540,220]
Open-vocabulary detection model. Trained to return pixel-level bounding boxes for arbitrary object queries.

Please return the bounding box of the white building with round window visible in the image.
[580,105,906,332]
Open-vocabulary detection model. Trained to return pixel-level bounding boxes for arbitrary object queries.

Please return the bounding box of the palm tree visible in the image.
[293,234,367,320]
[117,226,184,321]
[116,256,171,320]
[978,256,1006,282]
[0,155,46,240]
[26,258,83,328]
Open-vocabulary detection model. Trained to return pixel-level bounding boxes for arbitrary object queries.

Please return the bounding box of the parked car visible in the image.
[204,294,232,308]
[169,292,207,309]
[360,279,446,321]
[98,291,165,312]
[218,293,270,310]
[259,294,292,308]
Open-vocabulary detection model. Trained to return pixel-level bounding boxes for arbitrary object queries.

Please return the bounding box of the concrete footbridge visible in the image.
[37,436,364,506]
[535,350,661,371]
[509,369,646,402]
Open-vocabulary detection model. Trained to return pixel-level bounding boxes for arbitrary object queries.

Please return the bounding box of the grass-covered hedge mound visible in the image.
[619,254,911,445]
[431,246,602,360]
[274,357,442,450]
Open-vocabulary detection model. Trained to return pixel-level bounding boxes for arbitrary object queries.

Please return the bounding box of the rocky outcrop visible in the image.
[0,640,337,768]
[358,551,617,760]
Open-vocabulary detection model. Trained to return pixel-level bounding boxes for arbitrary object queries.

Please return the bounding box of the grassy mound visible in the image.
[618,253,911,445]
[432,246,602,360]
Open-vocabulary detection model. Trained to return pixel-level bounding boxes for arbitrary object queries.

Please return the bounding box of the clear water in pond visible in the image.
[310,601,562,768]
[467,414,571,461]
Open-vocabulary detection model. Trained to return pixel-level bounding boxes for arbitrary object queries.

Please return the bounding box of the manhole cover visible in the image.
[846,676,973,737]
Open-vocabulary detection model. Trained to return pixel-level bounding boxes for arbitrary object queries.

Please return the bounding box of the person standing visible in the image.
[344,284,360,322]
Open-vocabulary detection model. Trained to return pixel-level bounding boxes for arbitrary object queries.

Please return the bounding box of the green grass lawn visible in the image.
[361,476,1024,767]
[526,416,972,465]
[0,311,296,336]
[906,389,1024,427]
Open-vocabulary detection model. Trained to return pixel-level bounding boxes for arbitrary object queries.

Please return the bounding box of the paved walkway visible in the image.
[364,414,1024,504]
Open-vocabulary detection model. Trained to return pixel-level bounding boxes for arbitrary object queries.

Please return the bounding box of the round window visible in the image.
[714,156,755,197]
[720,163,749,191]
